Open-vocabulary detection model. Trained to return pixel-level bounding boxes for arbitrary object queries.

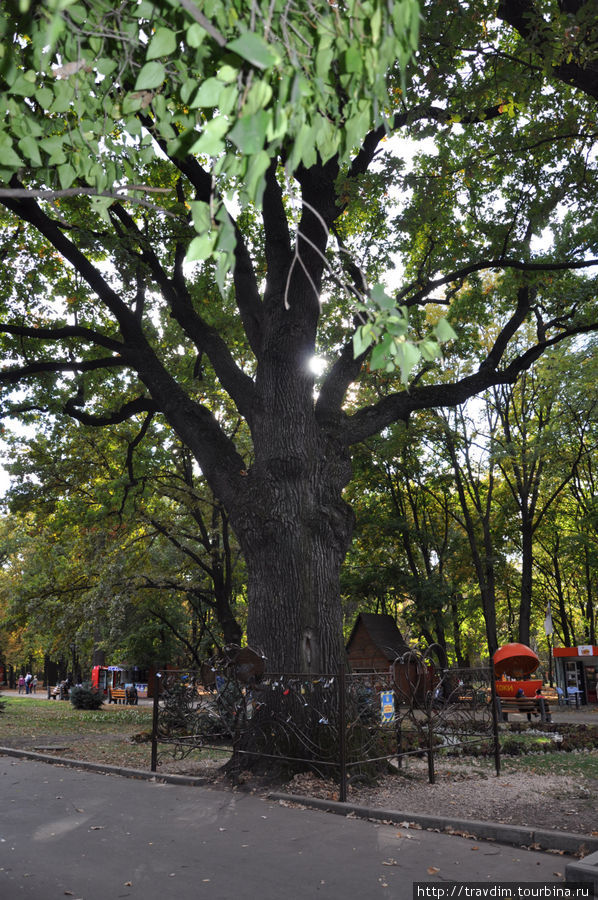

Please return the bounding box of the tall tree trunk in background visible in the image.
[584,547,595,645]
[518,507,533,645]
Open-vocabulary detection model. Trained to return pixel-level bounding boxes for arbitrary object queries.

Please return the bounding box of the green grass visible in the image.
[0,696,228,773]
[503,750,598,779]
[0,696,153,738]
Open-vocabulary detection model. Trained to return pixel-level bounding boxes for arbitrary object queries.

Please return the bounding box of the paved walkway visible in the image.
[0,756,572,900]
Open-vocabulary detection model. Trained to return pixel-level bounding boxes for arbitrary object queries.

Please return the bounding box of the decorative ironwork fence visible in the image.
[150,649,500,800]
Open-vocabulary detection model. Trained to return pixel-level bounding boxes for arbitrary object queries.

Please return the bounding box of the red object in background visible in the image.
[495,679,542,698]
[493,643,540,678]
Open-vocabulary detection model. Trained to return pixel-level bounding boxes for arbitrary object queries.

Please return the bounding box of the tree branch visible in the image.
[498,0,598,101]
[138,114,264,354]
[340,319,598,446]
[110,203,257,425]
[63,395,158,426]
[398,256,598,308]
[0,322,123,353]
[0,356,125,383]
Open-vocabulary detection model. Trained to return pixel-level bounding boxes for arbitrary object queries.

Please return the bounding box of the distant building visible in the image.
[346,612,435,703]
[346,613,410,672]
[552,645,598,705]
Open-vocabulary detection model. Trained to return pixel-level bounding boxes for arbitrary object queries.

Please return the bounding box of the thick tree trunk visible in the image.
[232,448,354,673]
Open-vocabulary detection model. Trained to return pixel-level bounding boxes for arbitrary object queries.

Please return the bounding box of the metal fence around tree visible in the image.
[150,649,500,800]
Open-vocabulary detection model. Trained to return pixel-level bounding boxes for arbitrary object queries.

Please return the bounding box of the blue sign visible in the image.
[380,691,395,723]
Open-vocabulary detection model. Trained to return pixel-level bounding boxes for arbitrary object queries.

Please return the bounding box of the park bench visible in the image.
[49,683,69,700]
[496,696,552,723]
[108,687,127,704]
[108,687,138,705]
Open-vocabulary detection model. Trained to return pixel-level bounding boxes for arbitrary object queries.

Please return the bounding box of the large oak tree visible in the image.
[1,0,598,672]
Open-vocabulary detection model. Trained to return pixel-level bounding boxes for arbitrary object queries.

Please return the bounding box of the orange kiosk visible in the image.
[493,643,542,698]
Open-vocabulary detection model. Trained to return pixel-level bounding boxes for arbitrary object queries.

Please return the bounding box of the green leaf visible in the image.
[189,118,229,156]
[134,1,157,18]
[8,74,37,97]
[190,77,224,108]
[397,342,421,383]
[50,80,74,113]
[370,283,396,309]
[189,201,212,232]
[0,137,23,168]
[433,318,457,343]
[39,135,67,165]
[35,86,53,108]
[58,162,76,189]
[122,92,143,115]
[227,32,280,70]
[215,214,237,255]
[228,111,269,154]
[244,149,270,204]
[186,232,217,262]
[95,58,118,76]
[180,79,198,105]
[186,23,206,48]
[134,61,165,91]
[146,27,177,60]
[420,339,442,362]
[243,80,273,116]
[217,65,237,83]
[353,324,374,358]
[345,45,363,74]
[18,135,42,166]
[370,336,391,370]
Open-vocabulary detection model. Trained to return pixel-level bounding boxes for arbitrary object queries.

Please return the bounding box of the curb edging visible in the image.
[267,791,598,860]
[0,745,211,786]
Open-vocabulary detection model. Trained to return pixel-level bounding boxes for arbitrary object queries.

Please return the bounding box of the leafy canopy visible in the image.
[1,0,417,242]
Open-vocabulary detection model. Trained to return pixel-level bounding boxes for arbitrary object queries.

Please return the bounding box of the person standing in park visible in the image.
[18,674,25,694]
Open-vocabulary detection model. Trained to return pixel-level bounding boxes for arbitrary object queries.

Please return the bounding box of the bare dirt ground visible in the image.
[284,758,598,837]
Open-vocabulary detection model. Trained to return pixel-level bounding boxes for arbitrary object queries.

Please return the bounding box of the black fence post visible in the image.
[395,716,403,770]
[426,713,435,784]
[232,720,241,787]
[150,672,161,773]
[338,667,347,803]
[489,668,501,777]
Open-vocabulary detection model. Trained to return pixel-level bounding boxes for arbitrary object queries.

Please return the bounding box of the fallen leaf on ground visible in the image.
[427,867,440,875]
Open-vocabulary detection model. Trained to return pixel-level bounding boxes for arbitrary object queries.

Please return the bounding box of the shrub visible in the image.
[0,692,5,715]
[70,683,104,710]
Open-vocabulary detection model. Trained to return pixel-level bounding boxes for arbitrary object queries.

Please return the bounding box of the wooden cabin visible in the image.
[346,613,433,703]
[346,613,410,672]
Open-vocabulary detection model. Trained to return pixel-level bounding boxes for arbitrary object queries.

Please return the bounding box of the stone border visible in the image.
[0,745,210,787]
[267,792,598,859]
[566,850,598,895]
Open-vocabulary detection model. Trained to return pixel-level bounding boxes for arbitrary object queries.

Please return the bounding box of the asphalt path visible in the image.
[0,756,565,900]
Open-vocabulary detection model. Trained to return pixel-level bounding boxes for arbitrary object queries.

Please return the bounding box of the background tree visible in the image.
[0,417,246,670]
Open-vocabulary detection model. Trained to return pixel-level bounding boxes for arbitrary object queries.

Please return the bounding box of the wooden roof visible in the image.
[346,613,410,661]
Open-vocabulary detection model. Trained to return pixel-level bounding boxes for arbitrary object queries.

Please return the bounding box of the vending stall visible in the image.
[493,642,542,698]
[91,665,149,698]
[552,645,598,705]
